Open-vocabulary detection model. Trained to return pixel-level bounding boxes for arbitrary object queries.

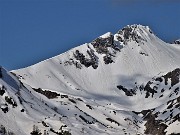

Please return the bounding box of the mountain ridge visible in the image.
[1,24,180,135]
[11,24,156,70]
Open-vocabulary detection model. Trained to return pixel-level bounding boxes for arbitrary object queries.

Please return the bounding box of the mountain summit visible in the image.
[115,24,154,44]
[1,25,180,135]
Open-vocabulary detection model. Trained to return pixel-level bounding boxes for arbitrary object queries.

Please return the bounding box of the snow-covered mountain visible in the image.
[1,24,180,135]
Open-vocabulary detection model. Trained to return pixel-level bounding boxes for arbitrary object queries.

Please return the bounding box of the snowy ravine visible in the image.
[1,24,180,135]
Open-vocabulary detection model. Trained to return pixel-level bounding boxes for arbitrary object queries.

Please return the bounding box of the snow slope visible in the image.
[0,24,180,135]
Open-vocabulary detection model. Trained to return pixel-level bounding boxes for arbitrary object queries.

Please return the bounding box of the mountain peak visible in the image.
[123,24,153,34]
[115,24,154,45]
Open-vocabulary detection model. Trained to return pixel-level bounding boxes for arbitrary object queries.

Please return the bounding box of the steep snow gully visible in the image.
[1,24,180,135]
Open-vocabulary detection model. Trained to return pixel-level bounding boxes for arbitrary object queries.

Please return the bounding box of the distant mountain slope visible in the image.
[0,24,180,135]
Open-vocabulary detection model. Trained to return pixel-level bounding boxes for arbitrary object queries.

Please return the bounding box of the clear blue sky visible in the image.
[0,0,180,70]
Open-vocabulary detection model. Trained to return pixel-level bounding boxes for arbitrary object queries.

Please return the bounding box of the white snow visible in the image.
[99,32,112,38]
[0,24,180,135]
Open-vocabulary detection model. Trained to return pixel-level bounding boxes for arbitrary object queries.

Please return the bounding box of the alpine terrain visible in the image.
[0,24,180,135]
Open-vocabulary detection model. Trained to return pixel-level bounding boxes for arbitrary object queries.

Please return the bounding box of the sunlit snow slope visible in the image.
[1,24,180,135]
